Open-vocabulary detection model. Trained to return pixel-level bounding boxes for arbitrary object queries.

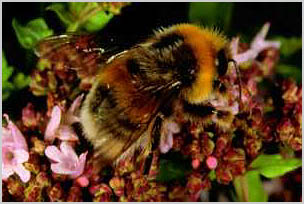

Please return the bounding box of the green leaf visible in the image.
[2,81,14,100]
[250,154,302,178]
[274,36,302,57]
[12,18,53,49]
[13,72,31,90]
[189,2,233,31]
[68,2,88,14]
[233,171,268,202]
[84,10,113,32]
[156,152,191,183]
[2,52,14,82]
[47,3,74,26]
[276,64,302,83]
[2,52,15,100]
[2,80,14,90]
[48,2,114,32]
[2,51,31,101]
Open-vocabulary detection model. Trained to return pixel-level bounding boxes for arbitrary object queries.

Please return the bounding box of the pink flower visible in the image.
[159,120,180,153]
[45,142,88,179]
[44,94,83,143]
[192,159,200,169]
[231,22,280,65]
[206,156,217,170]
[65,94,84,124]
[75,175,90,187]
[2,114,31,183]
[22,103,40,128]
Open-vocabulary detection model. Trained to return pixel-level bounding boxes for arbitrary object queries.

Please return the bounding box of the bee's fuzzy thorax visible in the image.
[174,24,228,104]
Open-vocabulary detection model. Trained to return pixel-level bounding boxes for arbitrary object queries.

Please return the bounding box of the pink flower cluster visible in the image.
[2,114,31,183]
[2,95,88,185]
[44,94,83,143]
[43,95,88,179]
[45,142,87,179]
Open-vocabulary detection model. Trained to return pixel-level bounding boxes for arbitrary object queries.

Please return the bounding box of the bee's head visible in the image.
[151,24,228,104]
[125,24,229,102]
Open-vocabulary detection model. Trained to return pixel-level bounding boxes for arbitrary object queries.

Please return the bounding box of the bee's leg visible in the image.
[151,114,164,151]
[133,115,163,175]
[151,113,181,154]
[141,114,180,176]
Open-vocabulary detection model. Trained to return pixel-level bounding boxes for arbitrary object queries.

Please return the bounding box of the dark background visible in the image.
[2,2,302,118]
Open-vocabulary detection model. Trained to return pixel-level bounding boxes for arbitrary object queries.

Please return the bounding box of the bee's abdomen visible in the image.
[80,82,144,167]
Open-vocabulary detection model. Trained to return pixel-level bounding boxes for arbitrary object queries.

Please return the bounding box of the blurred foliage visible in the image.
[156,152,191,183]
[189,2,233,32]
[2,51,31,100]
[274,36,302,57]
[3,2,129,102]
[233,154,301,201]
[12,18,53,49]
[3,52,14,100]
[208,170,216,181]
[234,171,268,202]
[273,36,302,83]
[47,2,129,32]
[249,154,302,178]
[276,64,301,83]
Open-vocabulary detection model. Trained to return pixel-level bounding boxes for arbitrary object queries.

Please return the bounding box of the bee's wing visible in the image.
[35,34,96,57]
[35,34,102,78]
[35,34,124,78]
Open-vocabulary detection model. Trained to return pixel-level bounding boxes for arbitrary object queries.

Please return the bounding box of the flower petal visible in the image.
[167,121,180,133]
[76,175,89,187]
[14,149,29,164]
[45,145,63,163]
[57,125,79,142]
[4,114,28,151]
[66,94,84,125]
[251,22,270,47]
[60,142,78,162]
[69,94,84,115]
[159,120,178,154]
[78,151,88,170]
[68,151,87,179]
[160,132,173,154]
[13,164,31,183]
[2,165,14,180]
[230,37,239,57]
[44,106,62,142]
[2,126,14,145]
[68,168,83,179]
[2,146,15,166]
[51,162,76,175]
[233,23,280,65]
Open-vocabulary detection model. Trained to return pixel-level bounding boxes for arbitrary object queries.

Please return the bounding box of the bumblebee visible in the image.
[37,23,235,172]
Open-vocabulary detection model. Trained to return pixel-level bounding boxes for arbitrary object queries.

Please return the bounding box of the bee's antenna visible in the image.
[228,59,242,109]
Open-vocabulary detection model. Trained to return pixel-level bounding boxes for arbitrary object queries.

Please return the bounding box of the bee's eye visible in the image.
[216,49,228,76]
